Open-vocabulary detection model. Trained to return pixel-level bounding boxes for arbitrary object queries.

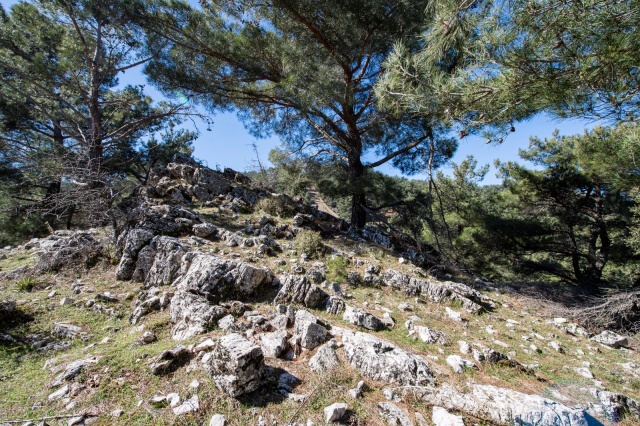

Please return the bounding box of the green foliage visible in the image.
[15,276,39,292]
[378,0,640,134]
[142,0,457,227]
[293,229,324,259]
[0,0,190,229]
[326,256,349,282]
[255,195,297,218]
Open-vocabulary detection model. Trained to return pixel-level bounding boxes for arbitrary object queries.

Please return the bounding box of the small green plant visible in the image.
[255,195,296,218]
[293,229,324,258]
[326,256,349,282]
[15,276,39,292]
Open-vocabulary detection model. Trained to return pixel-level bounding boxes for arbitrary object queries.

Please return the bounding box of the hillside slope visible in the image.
[1,156,639,426]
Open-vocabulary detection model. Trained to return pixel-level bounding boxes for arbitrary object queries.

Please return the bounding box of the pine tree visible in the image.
[139,0,454,228]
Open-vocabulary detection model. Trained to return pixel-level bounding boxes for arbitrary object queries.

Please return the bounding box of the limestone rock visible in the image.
[209,414,227,426]
[324,402,348,423]
[343,305,384,331]
[115,228,154,280]
[414,382,591,426]
[591,389,640,422]
[174,252,273,302]
[432,406,464,426]
[150,345,192,375]
[309,341,339,372]
[326,296,346,315]
[591,331,628,348]
[261,330,289,358]
[382,270,495,313]
[205,333,265,397]
[133,236,189,286]
[446,355,477,373]
[173,395,199,415]
[274,274,329,309]
[170,290,228,340]
[47,384,69,401]
[377,402,412,426]
[294,310,328,350]
[342,331,435,386]
[415,327,449,345]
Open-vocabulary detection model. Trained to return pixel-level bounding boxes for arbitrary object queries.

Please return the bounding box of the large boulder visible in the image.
[591,389,640,422]
[590,331,628,348]
[343,305,384,331]
[341,331,435,386]
[174,252,274,302]
[273,274,329,309]
[170,290,228,340]
[205,333,265,397]
[132,236,189,287]
[115,228,154,280]
[293,310,328,350]
[413,383,591,426]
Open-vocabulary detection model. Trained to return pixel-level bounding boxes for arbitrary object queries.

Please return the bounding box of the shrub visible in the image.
[255,195,297,218]
[294,230,324,258]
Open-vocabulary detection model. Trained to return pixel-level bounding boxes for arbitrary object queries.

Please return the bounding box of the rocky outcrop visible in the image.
[341,331,435,386]
[115,228,154,280]
[343,305,384,331]
[591,389,640,422]
[170,290,228,340]
[133,236,190,287]
[273,274,329,309]
[377,402,413,426]
[205,333,265,397]
[293,310,328,350]
[412,383,591,426]
[35,232,104,273]
[590,331,628,348]
[174,252,273,302]
[382,270,495,313]
[308,340,339,372]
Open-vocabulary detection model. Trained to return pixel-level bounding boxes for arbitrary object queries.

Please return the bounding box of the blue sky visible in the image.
[2,0,595,185]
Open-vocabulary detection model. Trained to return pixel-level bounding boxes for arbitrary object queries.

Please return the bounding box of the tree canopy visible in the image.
[0,0,192,228]
[376,0,640,137]
[139,0,458,228]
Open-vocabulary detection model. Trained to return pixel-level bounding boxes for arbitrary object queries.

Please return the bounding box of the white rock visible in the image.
[432,406,465,426]
[209,414,227,426]
[419,382,591,426]
[59,297,73,306]
[261,330,289,358]
[458,341,470,354]
[167,392,181,407]
[47,384,69,401]
[173,395,199,415]
[573,367,594,379]
[378,402,412,426]
[324,402,348,423]
[446,355,477,374]
[342,331,435,386]
[190,379,201,389]
[309,341,339,372]
[548,341,564,353]
[445,307,462,322]
[217,314,235,330]
[591,330,628,348]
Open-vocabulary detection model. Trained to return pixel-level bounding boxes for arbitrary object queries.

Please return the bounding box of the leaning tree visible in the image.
[139,0,456,228]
